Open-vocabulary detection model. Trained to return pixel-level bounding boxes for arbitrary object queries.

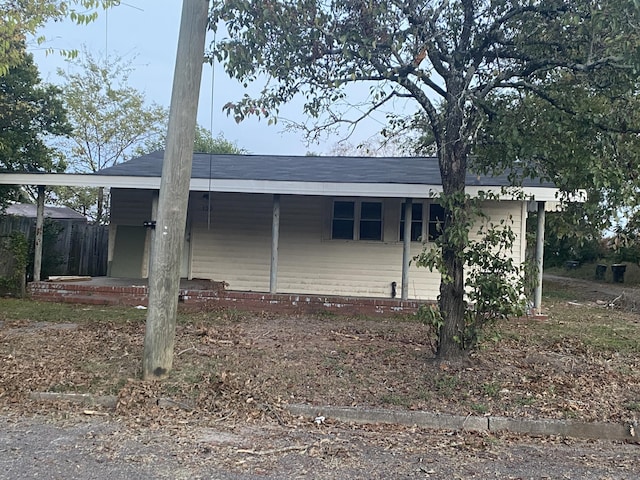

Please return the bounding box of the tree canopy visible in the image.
[210,0,640,360]
[56,51,166,223]
[0,0,117,76]
[193,126,247,154]
[136,124,247,156]
[0,42,70,207]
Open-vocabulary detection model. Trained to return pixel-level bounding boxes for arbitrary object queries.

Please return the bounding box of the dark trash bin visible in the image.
[595,264,607,281]
[611,264,626,283]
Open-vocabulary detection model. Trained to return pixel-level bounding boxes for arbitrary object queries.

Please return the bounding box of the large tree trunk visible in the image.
[436,103,470,361]
[438,234,467,360]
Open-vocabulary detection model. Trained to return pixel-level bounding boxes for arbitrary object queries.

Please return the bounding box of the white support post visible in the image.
[270,194,280,294]
[534,201,546,315]
[401,198,412,300]
[33,185,45,282]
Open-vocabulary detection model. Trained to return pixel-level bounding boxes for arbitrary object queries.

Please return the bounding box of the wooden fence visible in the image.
[0,216,108,278]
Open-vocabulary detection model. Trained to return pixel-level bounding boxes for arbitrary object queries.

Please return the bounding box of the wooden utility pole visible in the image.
[143,0,209,380]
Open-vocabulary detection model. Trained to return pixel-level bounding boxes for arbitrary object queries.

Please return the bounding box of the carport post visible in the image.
[270,194,280,294]
[534,201,546,315]
[401,198,412,300]
[33,185,45,281]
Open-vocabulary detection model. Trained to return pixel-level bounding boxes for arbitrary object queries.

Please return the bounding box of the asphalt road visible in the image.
[1,413,638,479]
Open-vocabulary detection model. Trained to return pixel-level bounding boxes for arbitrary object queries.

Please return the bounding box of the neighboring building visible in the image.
[0,152,571,300]
[2,202,87,222]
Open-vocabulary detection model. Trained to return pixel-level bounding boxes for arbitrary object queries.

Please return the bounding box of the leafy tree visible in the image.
[193,126,247,154]
[1,0,117,76]
[210,0,640,360]
[328,136,409,157]
[476,85,640,228]
[475,70,640,270]
[56,51,167,223]
[134,124,247,156]
[538,208,606,268]
[0,42,70,208]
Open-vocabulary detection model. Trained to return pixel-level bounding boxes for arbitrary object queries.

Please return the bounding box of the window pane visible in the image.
[411,222,422,242]
[428,203,445,241]
[333,219,354,239]
[400,203,423,241]
[333,201,354,219]
[360,220,382,240]
[361,201,381,220]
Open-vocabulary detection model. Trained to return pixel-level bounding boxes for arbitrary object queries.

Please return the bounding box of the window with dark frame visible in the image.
[331,200,383,241]
[359,201,382,240]
[400,202,423,242]
[332,201,355,239]
[428,203,446,241]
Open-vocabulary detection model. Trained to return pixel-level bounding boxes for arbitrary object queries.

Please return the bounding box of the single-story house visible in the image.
[0,151,573,304]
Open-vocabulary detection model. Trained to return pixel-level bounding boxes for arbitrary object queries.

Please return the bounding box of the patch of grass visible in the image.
[481,381,501,398]
[546,262,640,286]
[380,394,411,407]
[501,298,640,356]
[626,401,640,412]
[322,355,352,378]
[0,298,147,324]
[221,308,247,323]
[471,403,489,414]
[433,373,459,395]
[112,377,129,394]
[516,395,536,407]
[541,285,580,301]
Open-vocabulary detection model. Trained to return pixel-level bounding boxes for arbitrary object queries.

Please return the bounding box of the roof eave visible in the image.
[0,173,575,201]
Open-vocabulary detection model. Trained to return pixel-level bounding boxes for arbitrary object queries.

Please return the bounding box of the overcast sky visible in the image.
[28,0,388,156]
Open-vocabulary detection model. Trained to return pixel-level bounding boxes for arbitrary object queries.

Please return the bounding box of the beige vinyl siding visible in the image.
[469,201,524,265]
[189,194,446,299]
[190,193,272,292]
[114,190,525,300]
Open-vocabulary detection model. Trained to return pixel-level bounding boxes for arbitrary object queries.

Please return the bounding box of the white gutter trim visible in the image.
[0,173,583,202]
[0,173,159,189]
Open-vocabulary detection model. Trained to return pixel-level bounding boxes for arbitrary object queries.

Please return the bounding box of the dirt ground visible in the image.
[0,277,639,478]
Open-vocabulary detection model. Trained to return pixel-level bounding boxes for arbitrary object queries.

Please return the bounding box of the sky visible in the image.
[28,0,386,156]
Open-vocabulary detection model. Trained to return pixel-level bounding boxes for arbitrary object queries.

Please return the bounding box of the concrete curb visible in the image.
[29,392,118,409]
[28,392,639,443]
[287,404,640,443]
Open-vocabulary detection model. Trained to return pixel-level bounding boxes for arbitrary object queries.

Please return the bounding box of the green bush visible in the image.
[0,232,28,297]
[416,216,527,353]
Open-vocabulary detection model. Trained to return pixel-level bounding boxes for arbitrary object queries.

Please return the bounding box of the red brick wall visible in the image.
[27,281,429,316]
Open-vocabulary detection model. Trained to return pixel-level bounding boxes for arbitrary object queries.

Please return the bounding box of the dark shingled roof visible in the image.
[97,150,554,187]
[4,203,87,220]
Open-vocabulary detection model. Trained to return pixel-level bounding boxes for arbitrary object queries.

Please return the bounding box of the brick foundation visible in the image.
[27,280,429,316]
